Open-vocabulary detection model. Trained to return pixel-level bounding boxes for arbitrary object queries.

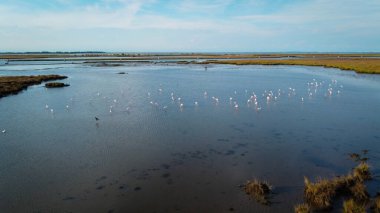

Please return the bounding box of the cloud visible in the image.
[0,0,146,29]
[0,0,379,51]
[0,0,272,37]
[170,0,233,13]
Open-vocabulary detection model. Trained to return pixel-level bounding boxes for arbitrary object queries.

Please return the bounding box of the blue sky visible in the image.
[0,0,379,52]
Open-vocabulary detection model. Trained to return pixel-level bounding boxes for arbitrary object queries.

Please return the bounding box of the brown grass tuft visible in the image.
[244,179,272,205]
[349,182,370,203]
[343,199,366,213]
[304,177,337,209]
[353,162,371,181]
[294,203,310,213]
[371,195,380,213]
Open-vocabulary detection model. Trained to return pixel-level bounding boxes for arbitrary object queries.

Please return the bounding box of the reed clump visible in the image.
[304,177,338,209]
[343,199,366,213]
[353,162,371,181]
[244,179,272,205]
[294,203,310,213]
[303,162,371,211]
[370,195,380,213]
[45,82,69,88]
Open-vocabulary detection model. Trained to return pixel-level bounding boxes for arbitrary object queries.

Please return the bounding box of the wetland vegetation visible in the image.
[0,75,67,98]
[45,82,70,88]
[202,58,380,74]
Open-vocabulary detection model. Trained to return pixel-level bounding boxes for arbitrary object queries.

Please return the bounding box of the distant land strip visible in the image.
[1,53,379,74]
[201,58,380,74]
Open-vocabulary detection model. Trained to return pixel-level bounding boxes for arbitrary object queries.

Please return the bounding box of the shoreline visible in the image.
[1,53,379,74]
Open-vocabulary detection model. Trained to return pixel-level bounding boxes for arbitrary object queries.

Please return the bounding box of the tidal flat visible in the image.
[0,60,380,212]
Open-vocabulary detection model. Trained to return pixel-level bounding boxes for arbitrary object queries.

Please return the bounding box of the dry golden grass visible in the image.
[204,58,380,74]
[244,179,272,205]
[294,203,310,213]
[372,195,380,213]
[349,182,370,203]
[353,162,371,181]
[0,75,67,98]
[304,177,338,209]
[303,162,372,210]
[343,199,366,213]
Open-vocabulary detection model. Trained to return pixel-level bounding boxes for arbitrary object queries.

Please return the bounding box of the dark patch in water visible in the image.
[96,185,105,190]
[167,179,174,185]
[161,164,171,170]
[305,156,343,171]
[243,122,255,128]
[229,125,244,133]
[273,132,282,138]
[62,196,75,201]
[136,171,150,180]
[108,209,114,213]
[96,176,107,182]
[208,148,222,155]
[232,143,248,149]
[162,173,171,178]
[189,151,207,159]
[217,138,230,142]
[134,187,141,191]
[225,150,235,156]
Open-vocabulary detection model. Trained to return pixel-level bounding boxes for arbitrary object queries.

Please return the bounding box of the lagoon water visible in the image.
[0,63,380,212]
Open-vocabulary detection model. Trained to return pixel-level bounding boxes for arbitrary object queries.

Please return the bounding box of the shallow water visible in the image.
[0,63,380,212]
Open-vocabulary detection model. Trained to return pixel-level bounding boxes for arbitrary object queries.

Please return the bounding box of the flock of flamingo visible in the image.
[1,78,343,134]
[144,78,342,113]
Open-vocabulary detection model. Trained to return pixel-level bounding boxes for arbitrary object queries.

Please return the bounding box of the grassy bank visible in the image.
[202,59,380,74]
[0,75,67,98]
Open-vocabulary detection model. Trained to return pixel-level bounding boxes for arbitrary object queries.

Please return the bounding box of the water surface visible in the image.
[0,63,380,212]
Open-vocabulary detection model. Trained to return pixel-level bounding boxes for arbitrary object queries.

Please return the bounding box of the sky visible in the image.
[0,0,379,52]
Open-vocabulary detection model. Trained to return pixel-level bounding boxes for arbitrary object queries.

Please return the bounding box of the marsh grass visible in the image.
[244,179,272,205]
[303,162,371,210]
[304,177,338,209]
[294,203,310,213]
[349,182,370,203]
[203,59,380,74]
[353,162,371,181]
[343,199,367,213]
[370,195,380,213]
[0,75,67,98]
[45,82,69,88]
